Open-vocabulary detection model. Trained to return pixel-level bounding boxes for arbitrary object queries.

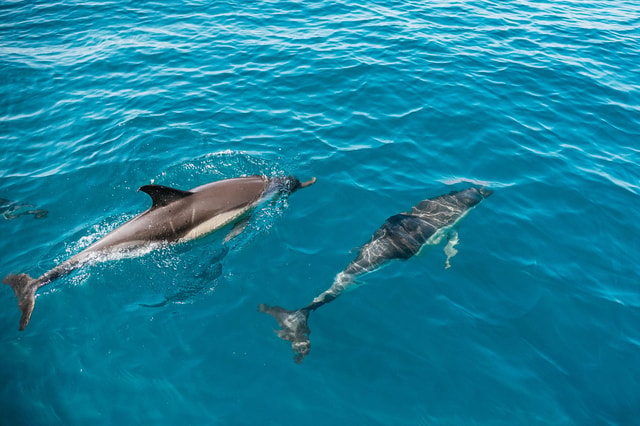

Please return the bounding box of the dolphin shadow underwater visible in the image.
[3,175,316,330]
[260,186,493,363]
[137,245,230,309]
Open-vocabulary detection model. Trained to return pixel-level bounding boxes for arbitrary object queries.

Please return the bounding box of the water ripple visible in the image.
[2,0,640,424]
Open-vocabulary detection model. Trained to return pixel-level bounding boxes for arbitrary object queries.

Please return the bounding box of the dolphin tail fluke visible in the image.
[258,304,312,364]
[3,273,39,331]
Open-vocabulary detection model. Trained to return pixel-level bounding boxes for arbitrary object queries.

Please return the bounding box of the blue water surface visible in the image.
[1,0,639,424]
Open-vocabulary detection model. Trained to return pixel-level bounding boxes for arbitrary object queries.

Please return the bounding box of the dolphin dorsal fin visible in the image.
[138,184,194,208]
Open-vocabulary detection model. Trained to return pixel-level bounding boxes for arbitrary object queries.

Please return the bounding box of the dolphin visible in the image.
[4,175,316,330]
[1,198,48,220]
[260,186,492,363]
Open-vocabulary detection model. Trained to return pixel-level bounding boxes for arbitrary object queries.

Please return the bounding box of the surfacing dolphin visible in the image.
[260,186,492,363]
[4,175,316,330]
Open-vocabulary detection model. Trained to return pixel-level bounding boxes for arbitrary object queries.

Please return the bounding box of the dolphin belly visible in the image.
[181,206,251,241]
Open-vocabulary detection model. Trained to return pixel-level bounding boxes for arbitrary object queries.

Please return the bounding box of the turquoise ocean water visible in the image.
[1,0,639,424]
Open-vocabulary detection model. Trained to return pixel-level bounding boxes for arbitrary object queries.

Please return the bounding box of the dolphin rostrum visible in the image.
[4,175,316,330]
[260,186,492,363]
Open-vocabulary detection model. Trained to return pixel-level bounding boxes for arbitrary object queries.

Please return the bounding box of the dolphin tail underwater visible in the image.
[260,186,492,363]
[4,175,316,331]
[4,274,40,331]
[259,292,336,364]
[258,304,314,363]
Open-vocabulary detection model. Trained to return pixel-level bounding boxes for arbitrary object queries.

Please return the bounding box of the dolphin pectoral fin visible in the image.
[224,216,251,243]
[443,229,460,269]
[3,273,39,330]
[259,304,311,364]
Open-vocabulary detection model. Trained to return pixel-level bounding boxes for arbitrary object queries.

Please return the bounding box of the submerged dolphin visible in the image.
[260,186,492,363]
[4,175,316,330]
[1,198,48,220]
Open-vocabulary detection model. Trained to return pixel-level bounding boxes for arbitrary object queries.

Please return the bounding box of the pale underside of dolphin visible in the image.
[260,186,492,363]
[3,175,316,330]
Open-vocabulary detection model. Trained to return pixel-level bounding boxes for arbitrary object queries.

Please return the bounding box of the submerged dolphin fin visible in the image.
[259,304,311,363]
[138,185,194,208]
[3,273,39,330]
[224,215,251,243]
[444,229,459,269]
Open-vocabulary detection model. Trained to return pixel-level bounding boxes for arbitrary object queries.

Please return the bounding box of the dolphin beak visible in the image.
[299,177,317,189]
[479,187,494,198]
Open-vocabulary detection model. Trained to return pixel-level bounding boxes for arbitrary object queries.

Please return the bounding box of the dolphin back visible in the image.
[412,187,493,217]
